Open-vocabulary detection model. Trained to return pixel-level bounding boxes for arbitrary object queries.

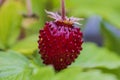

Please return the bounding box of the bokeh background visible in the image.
[0,0,120,80]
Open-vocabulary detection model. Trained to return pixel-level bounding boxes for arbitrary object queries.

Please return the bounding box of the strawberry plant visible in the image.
[0,0,120,80]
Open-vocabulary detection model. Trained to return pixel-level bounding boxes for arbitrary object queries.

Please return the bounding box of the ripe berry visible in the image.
[38,0,83,71]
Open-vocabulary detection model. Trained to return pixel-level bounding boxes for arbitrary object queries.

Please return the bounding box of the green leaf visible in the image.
[0,46,118,80]
[101,22,120,55]
[0,1,23,49]
[12,35,38,55]
[71,43,120,69]
[97,67,120,80]
[31,50,45,67]
[0,41,5,50]
[0,51,32,80]
[75,70,117,80]
[52,67,82,80]
[31,66,55,80]
[52,67,117,80]
[0,50,54,80]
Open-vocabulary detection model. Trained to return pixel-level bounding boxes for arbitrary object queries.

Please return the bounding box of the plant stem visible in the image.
[26,0,33,17]
[61,0,66,20]
[0,0,4,6]
[0,0,2,4]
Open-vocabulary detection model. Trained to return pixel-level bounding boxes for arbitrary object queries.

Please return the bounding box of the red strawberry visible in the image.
[38,0,83,71]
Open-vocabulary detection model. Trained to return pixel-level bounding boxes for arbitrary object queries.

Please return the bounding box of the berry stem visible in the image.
[61,0,66,20]
[26,0,33,17]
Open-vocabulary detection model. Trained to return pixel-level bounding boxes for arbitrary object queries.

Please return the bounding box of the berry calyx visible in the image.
[38,0,83,71]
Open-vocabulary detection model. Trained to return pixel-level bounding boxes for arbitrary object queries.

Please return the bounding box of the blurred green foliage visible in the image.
[0,0,120,80]
[101,22,120,55]
[0,1,23,49]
